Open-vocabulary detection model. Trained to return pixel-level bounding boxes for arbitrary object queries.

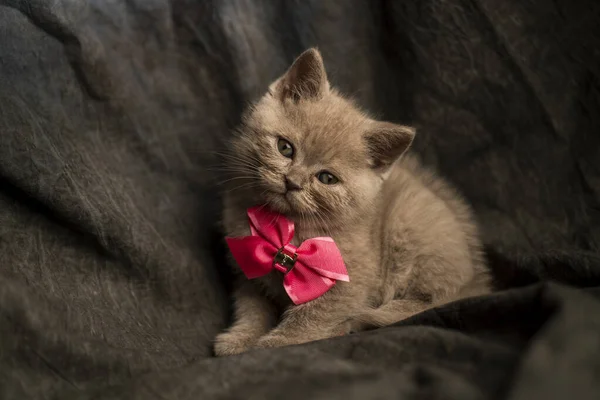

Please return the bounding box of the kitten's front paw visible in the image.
[214,331,258,357]
[253,327,347,350]
[253,334,291,349]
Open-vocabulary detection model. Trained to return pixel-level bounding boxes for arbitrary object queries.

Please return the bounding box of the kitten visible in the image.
[214,48,491,356]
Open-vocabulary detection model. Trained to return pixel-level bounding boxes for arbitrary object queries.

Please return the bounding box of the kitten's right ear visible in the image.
[364,122,416,171]
[270,48,329,103]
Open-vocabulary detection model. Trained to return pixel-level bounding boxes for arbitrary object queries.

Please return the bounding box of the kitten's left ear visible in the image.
[364,122,416,170]
[270,48,329,102]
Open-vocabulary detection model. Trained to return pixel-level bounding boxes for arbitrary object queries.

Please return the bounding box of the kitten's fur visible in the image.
[215,48,491,356]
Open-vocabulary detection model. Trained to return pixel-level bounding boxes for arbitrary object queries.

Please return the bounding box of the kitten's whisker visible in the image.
[217,176,257,185]
[217,153,260,164]
[207,164,259,172]
[225,180,260,188]
[308,213,320,236]
[217,169,259,177]
[216,150,263,166]
[220,180,261,193]
[255,200,270,213]
[315,209,334,238]
[218,168,260,175]
[315,213,330,238]
[213,161,261,171]
[220,181,262,193]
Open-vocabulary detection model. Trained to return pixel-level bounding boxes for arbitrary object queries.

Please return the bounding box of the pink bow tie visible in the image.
[225,207,349,305]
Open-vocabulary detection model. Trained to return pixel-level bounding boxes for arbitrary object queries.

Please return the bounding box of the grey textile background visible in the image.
[1,0,599,398]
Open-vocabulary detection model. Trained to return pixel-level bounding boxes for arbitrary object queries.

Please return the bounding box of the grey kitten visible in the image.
[215,48,491,356]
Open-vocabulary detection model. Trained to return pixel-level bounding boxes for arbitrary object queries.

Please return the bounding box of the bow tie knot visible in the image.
[225,207,350,304]
[273,245,298,273]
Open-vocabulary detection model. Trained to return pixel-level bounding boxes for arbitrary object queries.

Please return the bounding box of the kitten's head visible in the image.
[227,48,415,229]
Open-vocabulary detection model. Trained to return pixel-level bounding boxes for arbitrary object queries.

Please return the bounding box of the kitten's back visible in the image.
[380,154,490,301]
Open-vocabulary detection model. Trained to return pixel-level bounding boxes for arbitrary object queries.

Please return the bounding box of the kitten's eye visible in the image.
[317,171,339,185]
[277,138,294,158]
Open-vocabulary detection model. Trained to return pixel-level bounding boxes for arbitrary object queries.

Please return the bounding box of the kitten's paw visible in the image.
[254,328,347,349]
[214,331,258,357]
[253,334,291,349]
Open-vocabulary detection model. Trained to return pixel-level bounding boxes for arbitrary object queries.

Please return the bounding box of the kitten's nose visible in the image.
[285,176,303,191]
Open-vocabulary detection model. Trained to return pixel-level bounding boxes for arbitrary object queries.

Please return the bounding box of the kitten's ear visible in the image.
[271,48,329,102]
[364,122,415,170]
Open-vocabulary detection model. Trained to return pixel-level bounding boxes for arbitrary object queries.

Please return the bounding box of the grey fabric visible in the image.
[1,0,599,398]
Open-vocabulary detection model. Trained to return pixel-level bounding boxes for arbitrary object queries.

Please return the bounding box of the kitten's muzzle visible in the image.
[285,176,303,191]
